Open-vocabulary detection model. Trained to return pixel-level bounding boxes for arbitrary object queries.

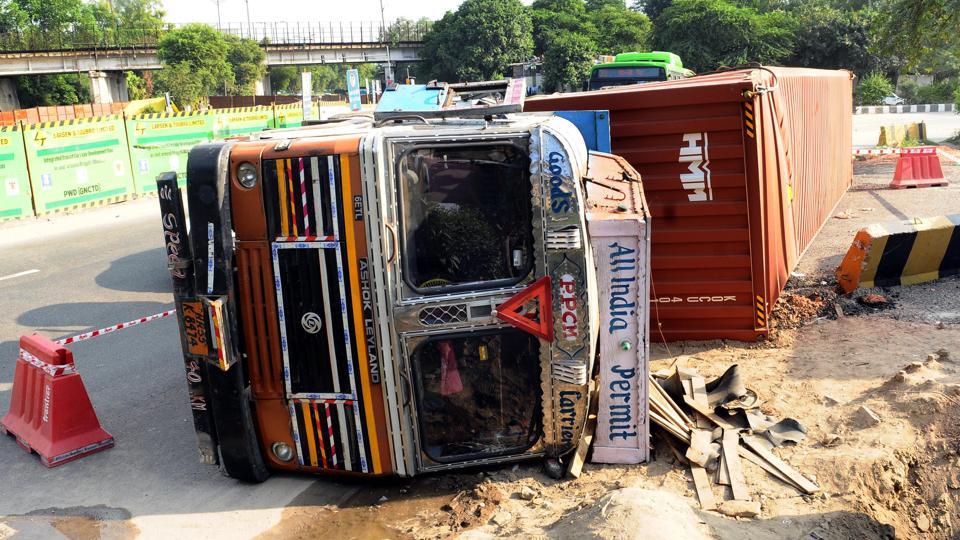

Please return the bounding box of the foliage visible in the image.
[125,71,148,100]
[650,0,795,73]
[915,79,959,103]
[877,0,960,67]
[590,4,651,54]
[270,64,380,95]
[156,24,232,103]
[15,74,89,107]
[897,79,919,104]
[225,35,266,95]
[419,0,534,82]
[529,0,593,55]
[153,62,206,107]
[786,4,886,78]
[855,72,894,106]
[630,0,673,20]
[543,32,597,92]
[382,17,431,46]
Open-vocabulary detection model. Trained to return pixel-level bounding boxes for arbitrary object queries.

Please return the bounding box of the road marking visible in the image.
[0,269,39,282]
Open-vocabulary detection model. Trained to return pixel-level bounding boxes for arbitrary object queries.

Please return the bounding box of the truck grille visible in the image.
[264,154,375,474]
[262,156,339,240]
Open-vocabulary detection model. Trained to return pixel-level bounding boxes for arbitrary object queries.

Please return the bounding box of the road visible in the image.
[852,110,958,148]
[0,199,332,539]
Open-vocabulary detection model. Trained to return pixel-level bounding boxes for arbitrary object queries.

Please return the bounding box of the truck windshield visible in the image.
[413,329,541,463]
[398,144,534,292]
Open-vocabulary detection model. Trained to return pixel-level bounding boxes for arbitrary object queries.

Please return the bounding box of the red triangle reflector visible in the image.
[495,276,554,341]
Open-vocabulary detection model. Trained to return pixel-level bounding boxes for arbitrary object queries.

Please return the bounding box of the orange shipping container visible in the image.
[526,67,853,342]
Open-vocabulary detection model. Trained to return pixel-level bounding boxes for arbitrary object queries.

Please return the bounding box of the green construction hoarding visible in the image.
[0,125,33,221]
[127,111,216,192]
[23,116,134,214]
[213,106,274,139]
[273,104,304,128]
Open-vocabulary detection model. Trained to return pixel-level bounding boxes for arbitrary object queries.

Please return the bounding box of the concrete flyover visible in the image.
[0,21,427,104]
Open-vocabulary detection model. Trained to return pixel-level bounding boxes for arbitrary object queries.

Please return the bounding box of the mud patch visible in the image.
[1,505,137,540]
[256,473,508,540]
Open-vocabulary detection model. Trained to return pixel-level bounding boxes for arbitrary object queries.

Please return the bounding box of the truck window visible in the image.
[397,144,534,293]
[412,329,541,463]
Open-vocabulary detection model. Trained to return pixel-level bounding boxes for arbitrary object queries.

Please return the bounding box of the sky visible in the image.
[160,0,469,25]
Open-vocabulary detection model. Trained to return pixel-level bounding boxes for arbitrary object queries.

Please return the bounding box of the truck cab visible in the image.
[159,110,647,480]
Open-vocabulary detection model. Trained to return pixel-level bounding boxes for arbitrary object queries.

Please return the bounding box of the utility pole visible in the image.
[245,0,252,39]
[379,0,393,86]
[216,0,222,31]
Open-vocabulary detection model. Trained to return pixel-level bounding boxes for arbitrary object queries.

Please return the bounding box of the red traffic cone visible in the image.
[1,334,113,467]
[890,147,947,189]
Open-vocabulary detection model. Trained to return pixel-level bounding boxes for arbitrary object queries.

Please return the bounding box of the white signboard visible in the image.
[301,71,313,122]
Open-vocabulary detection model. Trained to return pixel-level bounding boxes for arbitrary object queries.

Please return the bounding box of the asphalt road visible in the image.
[852,110,958,148]
[0,199,323,539]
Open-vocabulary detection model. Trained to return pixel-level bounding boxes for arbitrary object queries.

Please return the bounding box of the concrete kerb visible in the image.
[855,103,956,114]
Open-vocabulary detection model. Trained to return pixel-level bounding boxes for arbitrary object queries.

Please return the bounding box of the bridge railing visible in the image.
[217,20,432,46]
[0,20,430,53]
[0,27,162,53]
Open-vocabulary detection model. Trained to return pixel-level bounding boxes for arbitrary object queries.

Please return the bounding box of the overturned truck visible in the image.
[157,108,650,480]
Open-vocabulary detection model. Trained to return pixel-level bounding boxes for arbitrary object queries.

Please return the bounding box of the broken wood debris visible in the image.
[646,364,820,513]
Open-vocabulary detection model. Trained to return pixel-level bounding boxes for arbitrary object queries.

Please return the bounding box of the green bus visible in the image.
[588,51,694,90]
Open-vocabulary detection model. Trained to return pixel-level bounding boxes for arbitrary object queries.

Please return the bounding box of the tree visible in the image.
[153,62,206,106]
[589,5,651,54]
[630,0,672,20]
[156,24,232,103]
[225,35,266,95]
[125,71,148,100]
[420,0,534,82]
[651,0,795,72]
[877,0,960,66]
[586,0,626,9]
[543,33,596,92]
[786,4,885,78]
[15,74,90,107]
[855,72,894,106]
[529,0,594,55]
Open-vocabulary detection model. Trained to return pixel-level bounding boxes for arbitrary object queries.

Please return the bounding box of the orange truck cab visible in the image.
[157,111,647,481]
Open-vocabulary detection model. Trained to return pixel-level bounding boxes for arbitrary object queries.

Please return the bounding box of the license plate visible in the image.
[182,301,210,356]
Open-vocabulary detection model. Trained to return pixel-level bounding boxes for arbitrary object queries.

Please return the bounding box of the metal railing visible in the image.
[0,20,431,53]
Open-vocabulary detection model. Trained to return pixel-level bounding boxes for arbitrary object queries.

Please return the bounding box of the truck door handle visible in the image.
[385,222,398,264]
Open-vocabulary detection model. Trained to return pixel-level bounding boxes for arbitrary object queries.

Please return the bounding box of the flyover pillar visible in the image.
[255,71,272,96]
[89,71,129,104]
[0,78,21,111]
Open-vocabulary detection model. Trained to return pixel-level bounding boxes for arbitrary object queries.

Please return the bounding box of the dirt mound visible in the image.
[550,488,711,539]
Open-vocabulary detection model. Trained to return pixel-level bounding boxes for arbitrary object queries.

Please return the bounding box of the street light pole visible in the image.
[245,0,252,39]
[379,0,393,85]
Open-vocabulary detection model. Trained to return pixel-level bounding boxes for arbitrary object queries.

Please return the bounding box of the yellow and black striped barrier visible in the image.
[837,215,960,293]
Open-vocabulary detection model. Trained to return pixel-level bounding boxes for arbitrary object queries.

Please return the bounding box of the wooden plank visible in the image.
[691,376,710,429]
[738,445,795,488]
[716,450,730,485]
[685,429,712,467]
[682,395,739,430]
[568,384,599,479]
[690,465,716,510]
[651,376,694,426]
[741,436,820,494]
[650,411,691,444]
[649,391,690,433]
[723,431,750,501]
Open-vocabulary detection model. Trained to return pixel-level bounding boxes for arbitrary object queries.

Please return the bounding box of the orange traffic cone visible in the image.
[1,334,113,467]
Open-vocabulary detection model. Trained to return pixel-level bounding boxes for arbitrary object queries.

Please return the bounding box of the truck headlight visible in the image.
[271,441,294,462]
[237,162,258,189]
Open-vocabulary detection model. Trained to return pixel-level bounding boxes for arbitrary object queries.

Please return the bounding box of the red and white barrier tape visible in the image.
[55,309,177,346]
[19,348,76,376]
[853,148,900,155]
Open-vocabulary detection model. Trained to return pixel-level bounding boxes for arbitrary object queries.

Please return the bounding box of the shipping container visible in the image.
[526,67,853,341]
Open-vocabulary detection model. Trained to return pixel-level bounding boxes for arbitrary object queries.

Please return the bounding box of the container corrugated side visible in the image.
[526,68,852,342]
